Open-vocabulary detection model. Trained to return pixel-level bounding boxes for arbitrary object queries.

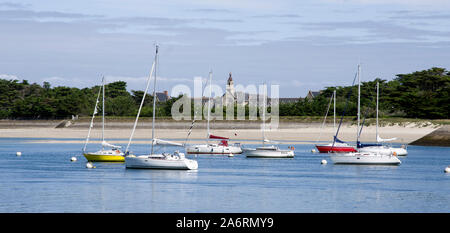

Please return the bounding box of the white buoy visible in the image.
[70,157,77,162]
[228,153,234,157]
[445,166,450,173]
[311,149,316,153]
[16,152,22,156]
[321,159,327,165]
[86,162,95,169]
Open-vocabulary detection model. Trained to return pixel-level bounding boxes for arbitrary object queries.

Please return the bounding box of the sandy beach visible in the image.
[0,119,440,145]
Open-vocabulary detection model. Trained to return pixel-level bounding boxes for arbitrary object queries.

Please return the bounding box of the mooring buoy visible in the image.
[86,162,95,169]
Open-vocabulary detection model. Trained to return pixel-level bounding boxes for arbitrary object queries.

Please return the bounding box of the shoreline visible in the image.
[0,120,440,145]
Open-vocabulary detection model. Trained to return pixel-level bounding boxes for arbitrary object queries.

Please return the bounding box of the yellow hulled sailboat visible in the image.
[82,77,124,162]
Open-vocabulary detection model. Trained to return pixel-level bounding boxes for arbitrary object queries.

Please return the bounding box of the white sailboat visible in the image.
[245,83,294,158]
[330,151,401,165]
[125,45,198,170]
[83,77,124,162]
[185,71,242,155]
[330,65,401,165]
[357,82,408,156]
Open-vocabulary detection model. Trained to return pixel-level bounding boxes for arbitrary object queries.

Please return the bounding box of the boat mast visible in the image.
[315,92,334,145]
[207,70,212,144]
[262,83,266,146]
[102,76,105,151]
[83,80,102,153]
[333,89,336,132]
[331,71,358,150]
[125,46,157,154]
[151,44,159,155]
[357,64,361,143]
[376,81,379,142]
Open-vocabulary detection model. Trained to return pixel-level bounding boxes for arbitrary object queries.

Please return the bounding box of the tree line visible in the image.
[279,67,449,119]
[0,67,448,120]
[0,80,182,119]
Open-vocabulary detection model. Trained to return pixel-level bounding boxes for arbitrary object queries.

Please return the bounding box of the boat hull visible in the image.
[83,152,125,162]
[358,146,408,156]
[245,149,294,158]
[315,145,357,153]
[186,144,242,154]
[125,155,198,170]
[390,147,408,156]
[330,153,401,165]
[358,146,392,155]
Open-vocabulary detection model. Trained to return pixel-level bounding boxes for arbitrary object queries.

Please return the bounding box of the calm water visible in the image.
[0,138,449,213]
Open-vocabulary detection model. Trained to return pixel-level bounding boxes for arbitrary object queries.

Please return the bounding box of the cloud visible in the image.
[389,11,450,20]
[0,74,19,80]
[104,75,193,84]
[299,20,450,43]
[100,16,188,27]
[189,8,234,13]
[322,0,450,6]
[251,14,301,18]
[0,7,247,46]
[1,0,449,98]
[0,9,101,20]
[39,75,194,90]
[41,76,92,87]
[0,2,30,9]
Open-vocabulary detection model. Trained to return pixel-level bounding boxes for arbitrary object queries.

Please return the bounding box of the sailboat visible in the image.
[185,71,242,155]
[83,77,124,162]
[329,151,401,165]
[124,45,198,170]
[330,65,401,165]
[315,90,357,153]
[245,83,294,158]
[357,82,408,156]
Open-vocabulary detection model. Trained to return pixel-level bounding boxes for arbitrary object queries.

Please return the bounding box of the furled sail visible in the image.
[264,138,279,144]
[83,80,103,153]
[152,138,183,147]
[333,136,347,144]
[377,135,397,143]
[101,141,122,149]
[209,134,229,140]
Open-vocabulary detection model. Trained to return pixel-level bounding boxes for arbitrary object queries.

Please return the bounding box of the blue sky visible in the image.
[1,0,450,97]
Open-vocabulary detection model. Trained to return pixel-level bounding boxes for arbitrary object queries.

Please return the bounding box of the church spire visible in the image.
[227,72,233,85]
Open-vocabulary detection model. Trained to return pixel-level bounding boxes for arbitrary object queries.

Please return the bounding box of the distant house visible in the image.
[305,90,321,100]
[155,90,170,102]
[266,98,301,106]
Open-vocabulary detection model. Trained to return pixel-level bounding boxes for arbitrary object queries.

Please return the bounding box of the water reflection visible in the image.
[124,168,198,181]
